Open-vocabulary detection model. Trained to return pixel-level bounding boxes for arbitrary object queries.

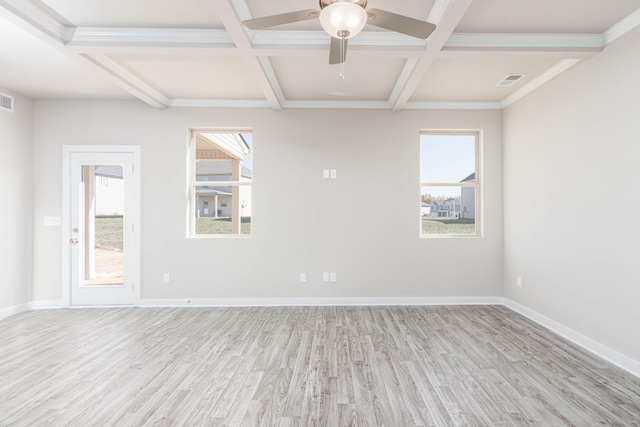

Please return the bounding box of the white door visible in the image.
[67,150,139,305]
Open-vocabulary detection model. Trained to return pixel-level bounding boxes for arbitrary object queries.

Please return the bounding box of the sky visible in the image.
[420,133,475,198]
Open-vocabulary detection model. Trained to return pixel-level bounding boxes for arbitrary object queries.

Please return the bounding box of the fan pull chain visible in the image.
[340,36,345,81]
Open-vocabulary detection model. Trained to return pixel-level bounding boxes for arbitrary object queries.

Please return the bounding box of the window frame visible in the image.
[419,130,482,238]
[188,128,253,238]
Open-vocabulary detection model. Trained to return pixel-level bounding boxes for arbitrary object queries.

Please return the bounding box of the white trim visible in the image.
[169,99,271,108]
[405,101,502,110]
[503,299,640,379]
[30,300,64,309]
[0,302,31,321]
[140,296,503,307]
[445,33,604,50]
[603,7,640,45]
[62,145,141,307]
[80,54,169,109]
[282,100,392,109]
[0,0,68,43]
[68,28,232,47]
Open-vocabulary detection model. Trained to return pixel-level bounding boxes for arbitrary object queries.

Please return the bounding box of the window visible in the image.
[189,129,252,236]
[420,132,480,237]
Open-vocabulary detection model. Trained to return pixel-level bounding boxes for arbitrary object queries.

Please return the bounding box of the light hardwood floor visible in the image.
[1,305,639,426]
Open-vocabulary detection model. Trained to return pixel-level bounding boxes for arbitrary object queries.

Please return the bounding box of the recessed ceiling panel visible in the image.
[411,58,560,103]
[0,15,130,99]
[271,54,405,101]
[456,0,640,33]
[41,0,224,28]
[112,54,264,99]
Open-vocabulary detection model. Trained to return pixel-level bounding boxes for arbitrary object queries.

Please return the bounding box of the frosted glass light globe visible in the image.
[319,2,368,39]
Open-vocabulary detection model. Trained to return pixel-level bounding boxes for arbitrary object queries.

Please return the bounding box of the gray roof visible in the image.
[95,165,123,179]
[196,161,252,178]
[460,172,475,183]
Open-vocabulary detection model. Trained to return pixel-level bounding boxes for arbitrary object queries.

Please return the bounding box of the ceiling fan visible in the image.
[243,0,436,65]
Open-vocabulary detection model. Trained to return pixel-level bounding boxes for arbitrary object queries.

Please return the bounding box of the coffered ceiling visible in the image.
[1,0,639,110]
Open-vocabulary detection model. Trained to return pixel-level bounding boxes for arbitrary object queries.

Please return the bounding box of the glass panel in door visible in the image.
[81,164,125,286]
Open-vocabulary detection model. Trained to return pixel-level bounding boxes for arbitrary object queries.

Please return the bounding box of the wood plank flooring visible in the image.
[1,305,639,426]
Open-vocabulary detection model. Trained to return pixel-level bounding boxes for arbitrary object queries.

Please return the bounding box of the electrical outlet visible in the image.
[163,273,170,283]
[330,169,337,179]
[299,272,307,283]
[517,276,523,287]
[330,272,337,282]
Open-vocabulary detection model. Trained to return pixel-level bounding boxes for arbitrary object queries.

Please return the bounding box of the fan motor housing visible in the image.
[320,0,367,9]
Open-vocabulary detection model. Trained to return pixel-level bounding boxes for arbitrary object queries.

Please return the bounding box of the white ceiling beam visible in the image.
[0,0,68,43]
[390,0,473,111]
[214,0,283,110]
[0,0,174,108]
[81,53,169,109]
[604,6,640,44]
[67,28,234,48]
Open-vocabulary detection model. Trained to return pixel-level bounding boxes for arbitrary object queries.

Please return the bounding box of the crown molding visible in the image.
[445,33,605,51]
[169,98,271,108]
[404,101,502,110]
[68,27,233,47]
[282,99,392,109]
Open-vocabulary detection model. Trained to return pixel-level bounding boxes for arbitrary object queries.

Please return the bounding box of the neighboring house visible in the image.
[428,172,476,219]
[430,199,461,218]
[195,161,252,218]
[460,172,475,219]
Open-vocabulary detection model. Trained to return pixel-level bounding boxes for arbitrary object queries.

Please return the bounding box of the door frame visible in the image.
[62,145,141,307]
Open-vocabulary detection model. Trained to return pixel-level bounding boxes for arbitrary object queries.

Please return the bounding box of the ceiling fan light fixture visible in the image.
[319,2,368,39]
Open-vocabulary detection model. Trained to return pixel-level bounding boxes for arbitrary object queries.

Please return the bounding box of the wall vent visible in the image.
[0,93,14,113]
[496,74,526,87]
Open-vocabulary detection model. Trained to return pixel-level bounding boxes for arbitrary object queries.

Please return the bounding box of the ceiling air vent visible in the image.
[496,74,525,87]
[0,93,14,113]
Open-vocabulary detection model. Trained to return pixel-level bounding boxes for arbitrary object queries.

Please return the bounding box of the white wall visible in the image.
[503,26,640,362]
[32,103,502,303]
[0,90,34,314]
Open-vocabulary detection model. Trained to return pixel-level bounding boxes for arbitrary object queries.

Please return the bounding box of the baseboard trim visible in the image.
[30,300,64,309]
[503,298,640,379]
[0,302,31,321]
[140,296,503,308]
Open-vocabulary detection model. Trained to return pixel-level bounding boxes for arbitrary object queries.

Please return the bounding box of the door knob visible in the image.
[69,238,79,244]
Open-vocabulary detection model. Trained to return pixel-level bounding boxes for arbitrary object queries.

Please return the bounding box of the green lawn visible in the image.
[95,215,123,251]
[422,217,475,235]
[196,217,252,235]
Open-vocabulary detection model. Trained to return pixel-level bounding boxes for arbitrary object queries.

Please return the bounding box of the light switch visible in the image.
[323,169,330,179]
[44,216,61,226]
